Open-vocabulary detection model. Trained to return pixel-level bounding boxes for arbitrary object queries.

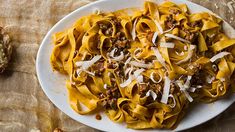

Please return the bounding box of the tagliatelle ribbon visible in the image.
[50,1,235,130]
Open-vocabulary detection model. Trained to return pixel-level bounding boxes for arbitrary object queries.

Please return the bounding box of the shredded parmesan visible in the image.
[76,69,82,77]
[146,90,157,100]
[130,61,152,68]
[220,77,225,82]
[160,42,175,48]
[151,47,167,68]
[134,68,145,77]
[111,52,124,61]
[107,48,125,61]
[165,33,191,43]
[210,52,230,62]
[152,32,158,45]
[176,80,193,102]
[176,45,196,64]
[124,57,132,66]
[150,72,162,83]
[184,76,192,89]
[206,76,215,84]
[120,76,133,88]
[83,70,95,76]
[136,75,144,83]
[188,87,196,92]
[183,90,193,102]
[160,76,171,104]
[120,68,145,87]
[196,85,202,88]
[75,55,101,70]
[132,18,138,40]
[109,48,117,57]
[104,84,107,89]
[154,20,164,34]
[81,51,87,60]
[124,67,132,76]
[75,55,101,76]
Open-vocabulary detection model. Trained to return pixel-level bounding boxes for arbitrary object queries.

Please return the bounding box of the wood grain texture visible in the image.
[0,0,234,131]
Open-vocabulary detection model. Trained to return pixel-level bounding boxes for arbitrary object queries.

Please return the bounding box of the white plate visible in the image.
[36,0,235,131]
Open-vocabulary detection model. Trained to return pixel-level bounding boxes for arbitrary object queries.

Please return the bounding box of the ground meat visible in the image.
[99,86,121,110]
[189,20,203,28]
[165,14,177,29]
[94,63,105,76]
[115,39,129,48]
[190,70,206,86]
[139,83,149,97]
[99,23,113,36]
[185,32,198,42]
[186,63,202,76]
[170,83,175,94]
[110,17,121,28]
[150,84,162,95]
[99,23,108,30]
[112,32,130,49]
[95,114,102,120]
[183,28,198,43]
[107,62,118,69]
[105,27,113,36]
[169,8,181,15]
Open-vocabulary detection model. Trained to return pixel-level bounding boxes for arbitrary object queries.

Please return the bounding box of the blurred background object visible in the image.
[0,0,234,131]
[0,27,12,73]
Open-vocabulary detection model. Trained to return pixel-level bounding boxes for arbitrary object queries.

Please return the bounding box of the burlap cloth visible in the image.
[0,0,234,131]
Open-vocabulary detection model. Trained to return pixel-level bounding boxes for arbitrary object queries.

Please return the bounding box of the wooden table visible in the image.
[0,0,234,131]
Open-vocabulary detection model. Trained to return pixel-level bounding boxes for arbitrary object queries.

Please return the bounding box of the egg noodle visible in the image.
[50,1,235,129]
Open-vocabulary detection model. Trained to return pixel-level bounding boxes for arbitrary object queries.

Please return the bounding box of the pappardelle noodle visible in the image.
[50,1,235,129]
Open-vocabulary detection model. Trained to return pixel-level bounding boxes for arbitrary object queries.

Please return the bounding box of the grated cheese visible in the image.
[75,55,101,70]
[210,52,230,62]
[130,61,152,68]
[111,51,124,61]
[165,33,191,43]
[120,68,145,88]
[160,42,175,48]
[104,84,107,89]
[160,76,171,104]
[146,90,157,100]
[151,47,167,68]
[120,76,133,88]
[154,20,164,34]
[152,32,158,45]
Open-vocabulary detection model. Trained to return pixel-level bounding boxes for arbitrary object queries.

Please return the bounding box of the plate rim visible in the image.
[36,0,235,131]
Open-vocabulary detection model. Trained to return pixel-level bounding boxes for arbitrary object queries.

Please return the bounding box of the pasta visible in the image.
[50,1,235,129]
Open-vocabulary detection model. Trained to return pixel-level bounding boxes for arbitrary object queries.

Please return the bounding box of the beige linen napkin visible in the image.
[0,0,234,131]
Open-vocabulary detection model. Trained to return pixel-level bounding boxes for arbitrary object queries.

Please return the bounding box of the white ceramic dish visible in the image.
[36,0,235,131]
